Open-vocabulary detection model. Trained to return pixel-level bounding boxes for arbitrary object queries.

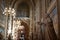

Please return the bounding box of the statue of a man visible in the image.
[45,16,57,40]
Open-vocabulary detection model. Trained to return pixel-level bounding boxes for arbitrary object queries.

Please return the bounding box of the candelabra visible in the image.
[3,7,16,40]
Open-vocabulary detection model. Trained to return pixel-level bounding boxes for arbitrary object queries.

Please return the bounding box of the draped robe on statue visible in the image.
[45,17,58,40]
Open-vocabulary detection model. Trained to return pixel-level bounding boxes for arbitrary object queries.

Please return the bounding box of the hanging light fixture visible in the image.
[3,7,16,40]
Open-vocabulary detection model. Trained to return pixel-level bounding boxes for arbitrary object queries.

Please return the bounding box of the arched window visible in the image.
[16,2,29,17]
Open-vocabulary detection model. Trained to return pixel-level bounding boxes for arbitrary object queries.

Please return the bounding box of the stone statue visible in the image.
[45,15,58,40]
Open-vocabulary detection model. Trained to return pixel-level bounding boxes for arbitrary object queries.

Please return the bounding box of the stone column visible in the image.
[29,2,35,40]
[32,5,35,40]
[29,6,33,40]
[56,0,60,40]
[41,0,46,40]
[35,0,42,40]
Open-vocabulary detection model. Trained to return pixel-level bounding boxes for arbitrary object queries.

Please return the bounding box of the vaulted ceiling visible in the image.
[0,0,36,14]
[0,0,36,27]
